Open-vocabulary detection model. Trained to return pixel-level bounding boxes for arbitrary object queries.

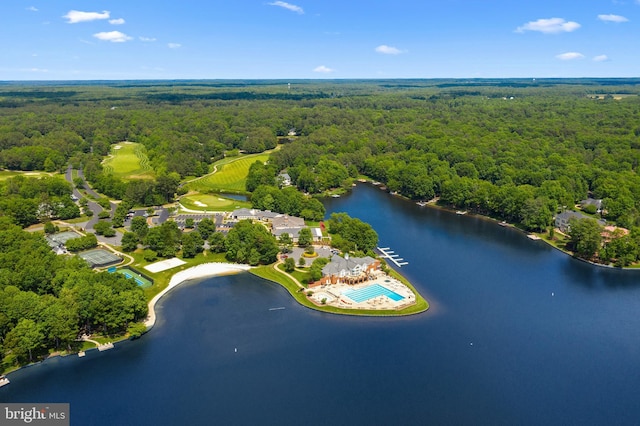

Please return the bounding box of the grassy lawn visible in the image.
[62,216,93,224]
[251,264,429,317]
[277,263,311,285]
[184,152,271,193]
[121,250,229,302]
[179,193,251,211]
[102,142,154,180]
[0,170,59,180]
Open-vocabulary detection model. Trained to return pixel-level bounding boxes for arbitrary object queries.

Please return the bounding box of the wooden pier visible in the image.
[377,247,409,267]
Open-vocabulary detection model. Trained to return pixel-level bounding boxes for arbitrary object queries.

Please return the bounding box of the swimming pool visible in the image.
[343,284,405,303]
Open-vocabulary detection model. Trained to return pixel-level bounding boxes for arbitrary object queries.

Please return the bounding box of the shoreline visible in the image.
[144,262,252,329]
[367,182,640,272]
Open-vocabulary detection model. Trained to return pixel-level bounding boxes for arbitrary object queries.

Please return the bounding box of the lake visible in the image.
[3,183,640,425]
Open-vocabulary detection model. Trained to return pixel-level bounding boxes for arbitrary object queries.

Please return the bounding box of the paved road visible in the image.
[76,169,101,199]
[64,166,106,231]
[65,166,83,201]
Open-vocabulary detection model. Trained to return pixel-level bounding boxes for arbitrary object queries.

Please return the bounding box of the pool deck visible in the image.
[308,271,416,311]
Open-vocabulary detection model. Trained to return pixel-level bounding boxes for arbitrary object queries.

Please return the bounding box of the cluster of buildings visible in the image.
[553,197,629,242]
[228,208,323,243]
[310,255,381,288]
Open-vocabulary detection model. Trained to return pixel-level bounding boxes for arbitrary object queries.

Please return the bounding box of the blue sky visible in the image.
[1,1,639,80]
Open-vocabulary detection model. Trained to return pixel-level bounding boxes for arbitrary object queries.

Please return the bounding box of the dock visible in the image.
[98,342,114,352]
[377,247,409,267]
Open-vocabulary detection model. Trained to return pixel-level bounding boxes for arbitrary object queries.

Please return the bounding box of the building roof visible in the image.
[556,210,587,221]
[580,198,603,207]
[555,210,605,227]
[273,228,302,239]
[231,208,278,220]
[272,214,305,229]
[322,255,377,277]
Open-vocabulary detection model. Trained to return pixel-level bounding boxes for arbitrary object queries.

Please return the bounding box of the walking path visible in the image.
[79,335,114,351]
[273,255,305,289]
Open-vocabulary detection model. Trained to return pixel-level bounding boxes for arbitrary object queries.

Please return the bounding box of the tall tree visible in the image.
[568,218,603,259]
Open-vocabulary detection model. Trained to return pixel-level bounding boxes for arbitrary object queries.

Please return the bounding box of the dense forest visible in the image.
[0,219,147,368]
[1,78,640,254]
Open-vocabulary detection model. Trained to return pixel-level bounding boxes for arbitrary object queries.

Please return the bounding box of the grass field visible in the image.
[102,142,154,180]
[0,170,58,181]
[184,152,271,193]
[179,193,251,211]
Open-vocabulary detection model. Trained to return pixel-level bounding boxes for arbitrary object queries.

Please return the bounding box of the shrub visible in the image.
[44,222,56,234]
[283,257,296,272]
[143,249,157,262]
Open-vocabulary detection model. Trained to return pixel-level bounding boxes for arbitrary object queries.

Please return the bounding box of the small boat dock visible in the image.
[377,247,409,267]
[98,342,114,352]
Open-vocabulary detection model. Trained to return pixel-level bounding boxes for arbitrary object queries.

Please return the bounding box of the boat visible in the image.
[456,210,468,215]
[0,375,10,387]
[416,201,427,207]
[499,221,508,227]
[331,194,341,198]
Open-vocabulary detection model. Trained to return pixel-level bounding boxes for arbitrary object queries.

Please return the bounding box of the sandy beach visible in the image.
[144,262,252,329]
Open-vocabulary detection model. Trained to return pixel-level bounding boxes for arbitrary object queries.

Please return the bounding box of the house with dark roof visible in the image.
[277,172,292,187]
[555,210,605,232]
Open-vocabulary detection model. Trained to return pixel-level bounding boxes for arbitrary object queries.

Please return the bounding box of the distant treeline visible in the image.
[1,80,640,234]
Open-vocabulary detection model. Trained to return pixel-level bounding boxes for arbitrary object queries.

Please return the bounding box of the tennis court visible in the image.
[45,231,81,247]
[78,249,122,268]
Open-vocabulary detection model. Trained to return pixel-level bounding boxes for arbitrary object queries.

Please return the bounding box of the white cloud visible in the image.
[593,55,609,62]
[168,43,182,49]
[597,14,628,23]
[556,52,584,60]
[64,10,110,24]
[516,18,581,34]
[313,65,335,73]
[27,6,38,12]
[109,18,126,25]
[375,45,404,55]
[93,31,133,43]
[268,1,304,14]
[139,37,157,42]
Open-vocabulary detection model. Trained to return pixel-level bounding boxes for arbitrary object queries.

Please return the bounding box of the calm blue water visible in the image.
[343,283,405,302]
[219,193,248,202]
[3,183,640,425]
